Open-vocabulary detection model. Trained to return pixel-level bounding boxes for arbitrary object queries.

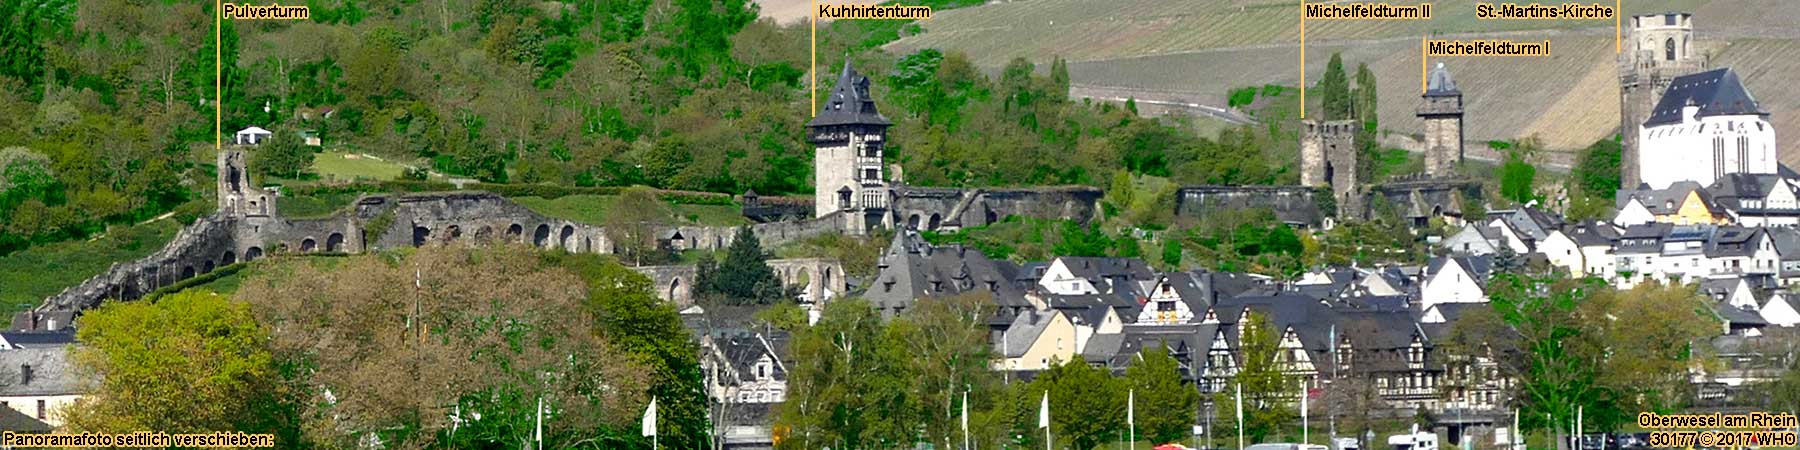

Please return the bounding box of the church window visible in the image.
[1665,38,1676,61]
[1714,137,1726,179]
[1738,136,1750,172]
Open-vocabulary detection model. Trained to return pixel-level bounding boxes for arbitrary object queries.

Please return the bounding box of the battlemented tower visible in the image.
[1619,11,1705,188]
[1418,63,1464,178]
[807,62,892,234]
[1300,119,1361,217]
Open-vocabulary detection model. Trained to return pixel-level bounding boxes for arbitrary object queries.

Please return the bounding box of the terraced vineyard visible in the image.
[888,0,1800,157]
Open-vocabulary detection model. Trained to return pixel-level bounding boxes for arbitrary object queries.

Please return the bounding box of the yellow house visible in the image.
[1617,181,1727,226]
[996,309,1077,371]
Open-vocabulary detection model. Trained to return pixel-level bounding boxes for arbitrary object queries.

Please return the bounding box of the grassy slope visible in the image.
[312,152,409,183]
[0,220,181,316]
[889,0,1800,159]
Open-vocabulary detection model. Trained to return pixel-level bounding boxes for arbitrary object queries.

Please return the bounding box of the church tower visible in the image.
[1419,62,1464,178]
[807,62,892,234]
[1620,12,1704,188]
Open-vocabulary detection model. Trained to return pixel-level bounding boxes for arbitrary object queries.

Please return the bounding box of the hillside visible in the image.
[888,0,1800,166]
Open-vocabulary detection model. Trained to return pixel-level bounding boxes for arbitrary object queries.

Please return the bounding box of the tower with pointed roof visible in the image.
[808,62,893,234]
[1418,62,1464,178]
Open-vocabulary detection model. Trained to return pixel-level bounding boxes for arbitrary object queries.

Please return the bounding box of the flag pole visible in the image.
[1301,380,1309,445]
[963,390,971,450]
[1128,388,1135,450]
[1236,383,1245,450]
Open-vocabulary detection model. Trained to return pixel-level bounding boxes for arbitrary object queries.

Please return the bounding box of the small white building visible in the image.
[0,347,81,428]
[234,126,273,146]
[1421,256,1491,310]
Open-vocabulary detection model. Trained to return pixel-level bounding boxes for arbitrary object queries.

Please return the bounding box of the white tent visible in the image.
[234,126,273,145]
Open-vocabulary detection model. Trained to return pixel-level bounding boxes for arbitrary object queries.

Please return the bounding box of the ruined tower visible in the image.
[217,149,274,218]
[1418,62,1464,178]
[1620,11,1704,188]
[1300,119,1362,217]
[807,62,892,234]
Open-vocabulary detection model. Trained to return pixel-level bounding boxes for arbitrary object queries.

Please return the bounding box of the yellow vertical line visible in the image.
[1299,0,1305,119]
[216,1,222,151]
[811,0,818,117]
[1615,0,1621,53]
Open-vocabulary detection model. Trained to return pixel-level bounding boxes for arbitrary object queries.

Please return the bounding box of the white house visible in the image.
[1540,221,1622,278]
[1421,256,1491,310]
[1035,257,1153,296]
[234,126,273,146]
[701,333,787,404]
[1637,68,1777,189]
[1136,274,1204,325]
[0,347,81,428]
[1706,173,1800,227]
[1441,222,1501,256]
[1614,197,1657,227]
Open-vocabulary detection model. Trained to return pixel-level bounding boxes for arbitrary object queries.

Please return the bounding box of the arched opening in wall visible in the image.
[507,223,523,240]
[928,214,942,230]
[327,233,345,252]
[277,243,290,253]
[447,225,463,240]
[533,224,551,247]
[559,225,575,250]
[181,266,196,280]
[203,260,215,273]
[474,226,493,241]
[301,238,317,252]
[413,226,431,246]
[823,267,835,294]
[985,208,998,226]
[795,269,812,299]
[908,214,921,229]
[1665,37,1676,61]
[584,237,594,253]
[228,165,242,192]
[222,251,237,265]
[669,277,682,301]
[1431,204,1443,217]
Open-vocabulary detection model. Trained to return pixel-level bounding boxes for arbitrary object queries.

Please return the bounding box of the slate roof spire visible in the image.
[1425,62,1459,96]
[807,61,892,127]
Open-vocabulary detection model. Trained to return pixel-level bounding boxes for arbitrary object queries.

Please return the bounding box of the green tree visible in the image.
[889,292,1004,450]
[776,298,911,450]
[1487,275,1612,450]
[1318,53,1351,120]
[699,226,788,304]
[1215,311,1295,444]
[63,291,292,438]
[1126,346,1200,444]
[1161,238,1182,269]
[1032,358,1125,450]
[1500,149,1539,205]
[1574,138,1623,196]
[1584,282,1714,416]
[253,130,314,180]
[1054,222,1114,257]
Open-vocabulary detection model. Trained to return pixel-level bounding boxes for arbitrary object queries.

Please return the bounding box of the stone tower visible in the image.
[807,62,892,234]
[1300,119,1361,217]
[1418,62,1464,178]
[217,149,274,218]
[1620,11,1704,188]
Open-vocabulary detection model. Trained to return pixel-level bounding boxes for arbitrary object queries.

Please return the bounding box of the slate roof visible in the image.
[1710,302,1769,327]
[1562,220,1622,247]
[714,333,786,383]
[1105,325,1213,378]
[0,331,74,350]
[1053,256,1157,292]
[1425,62,1459,96]
[1645,68,1766,127]
[0,407,49,432]
[1618,181,1711,215]
[807,62,891,127]
[1705,226,1764,258]
[1426,255,1494,285]
[1489,208,1563,243]
[1616,222,1675,254]
[1706,173,1790,209]
[1207,294,1426,374]
[0,347,80,397]
[1768,227,1800,263]
[867,231,1029,314]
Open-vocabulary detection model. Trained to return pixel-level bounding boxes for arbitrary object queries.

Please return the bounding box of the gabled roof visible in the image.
[1562,220,1622,247]
[715,333,786,383]
[0,407,49,432]
[1705,226,1765,258]
[1645,68,1766,127]
[1618,181,1712,215]
[806,62,891,128]
[235,126,272,135]
[1705,173,1789,208]
[0,331,74,349]
[1768,227,1800,262]
[868,231,1030,312]
[1426,255,1493,285]
[1003,309,1061,358]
